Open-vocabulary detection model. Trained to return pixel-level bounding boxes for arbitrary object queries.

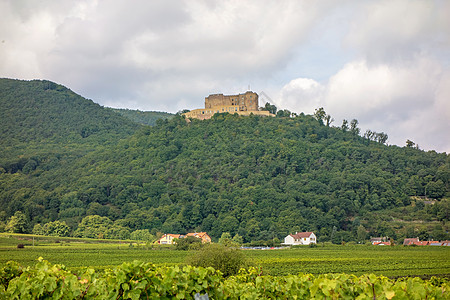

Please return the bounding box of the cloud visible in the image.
[277,78,325,114]
[1,0,449,152]
[345,0,450,63]
[277,56,450,152]
[1,1,336,111]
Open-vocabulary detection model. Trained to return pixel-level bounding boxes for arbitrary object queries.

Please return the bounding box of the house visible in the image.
[370,237,388,245]
[157,232,212,244]
[403,238,420,246]
[186,232,212,243]
[283,232,317,245]
[441,241,450,246]
[403,238,430,246]
[157,234,181,245]
[428,241,441,246]
[374,241,391,246]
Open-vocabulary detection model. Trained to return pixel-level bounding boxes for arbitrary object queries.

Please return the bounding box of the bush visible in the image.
[187,244,246,277]
[175,236,203,251]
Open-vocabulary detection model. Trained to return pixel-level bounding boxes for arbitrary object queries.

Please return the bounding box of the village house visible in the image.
[186,232,212,243]
[370,237,391,245]
[157,232,211,245]
[283,232,317,245]
[403,238,450,246]
[157,234,181,245]
[403,238,424,246]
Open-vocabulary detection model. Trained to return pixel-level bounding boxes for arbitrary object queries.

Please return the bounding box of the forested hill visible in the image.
[0,78,139,149]
[0,79,448,243]
[108,108,173,126]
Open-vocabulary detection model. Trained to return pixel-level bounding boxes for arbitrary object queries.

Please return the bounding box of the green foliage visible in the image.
[175,236,203,250]
[0,79,448,244]
[0,79,138,148]
[0,259,448,299]
[32,220,70,237]
[130,229,155,242]
[1,235,449,278]
[73,215,113,239]
[187,244,247,277]
[108,108,173,126]
[262,102,277,114]
[5,211,28,234]
[313,107,326,124]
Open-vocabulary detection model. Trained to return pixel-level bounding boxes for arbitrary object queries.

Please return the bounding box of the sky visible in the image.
[1,0,449,152]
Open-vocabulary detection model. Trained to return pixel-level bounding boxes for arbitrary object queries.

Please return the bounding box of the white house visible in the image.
[157,234,181,244]
[283,232,317,245]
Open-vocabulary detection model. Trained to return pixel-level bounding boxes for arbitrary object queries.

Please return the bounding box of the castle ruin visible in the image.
[183,91,273,120]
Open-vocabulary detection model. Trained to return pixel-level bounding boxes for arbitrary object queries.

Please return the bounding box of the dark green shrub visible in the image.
[187,244,246,277]
[175,236,203,250]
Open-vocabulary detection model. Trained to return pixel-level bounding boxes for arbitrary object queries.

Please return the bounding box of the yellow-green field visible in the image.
[1,233,449,278]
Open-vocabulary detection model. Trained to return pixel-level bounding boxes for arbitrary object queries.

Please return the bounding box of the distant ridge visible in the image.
[108,108,173,126]
[0,78,139,147]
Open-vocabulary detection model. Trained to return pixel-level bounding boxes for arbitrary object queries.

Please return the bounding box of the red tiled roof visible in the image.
[290,232,314,239]
[403,238,419,245]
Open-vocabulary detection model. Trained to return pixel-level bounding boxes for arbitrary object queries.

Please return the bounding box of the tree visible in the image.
[406,139,415,148]
[356,225,367,243]
[313,107,326,124]
[341,119,349,131]
[32,223,45,235]
[5,211,28,233]
[276,109,292,118]
[232,233,244,246]
[44,220,70,237]
[350,119,360,135]
[218,232,236,247]
[130,229,155,242]
[375,132,388,144]
[263,102,277,115]
[74,215,113,239]
[187,244,247,277]
[105,225,131,240]
[175,236,202,250]
[364,130,375,141]
[426,180,446,199]
[324,114,334,127]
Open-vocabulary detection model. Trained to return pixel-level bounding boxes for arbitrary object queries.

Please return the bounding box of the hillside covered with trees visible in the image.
[0,79,448,243]
[108,108,173,126]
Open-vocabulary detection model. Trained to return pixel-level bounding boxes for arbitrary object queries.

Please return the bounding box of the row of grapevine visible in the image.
[0,258,448,299]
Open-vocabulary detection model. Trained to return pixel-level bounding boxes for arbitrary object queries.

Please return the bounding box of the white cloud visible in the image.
[278,56,450,152]
[1,0,449,151]
[277,78,325,114]
[345,0,450,63]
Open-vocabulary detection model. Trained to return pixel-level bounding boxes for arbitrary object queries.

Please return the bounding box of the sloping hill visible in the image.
[108,108,173,126]
[0,90,448,242]
[0,78,139,148]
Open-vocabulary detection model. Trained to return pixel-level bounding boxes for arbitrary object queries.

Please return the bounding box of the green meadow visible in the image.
[1,233,449,279]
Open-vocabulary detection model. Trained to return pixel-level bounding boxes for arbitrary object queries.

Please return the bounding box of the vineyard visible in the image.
[1,258,448,299]
[1,234,449,278]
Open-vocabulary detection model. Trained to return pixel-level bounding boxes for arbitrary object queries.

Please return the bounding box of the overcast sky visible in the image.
[1,0,449,152]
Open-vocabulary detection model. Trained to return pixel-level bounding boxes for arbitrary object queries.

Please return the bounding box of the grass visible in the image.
[1,233,449,278]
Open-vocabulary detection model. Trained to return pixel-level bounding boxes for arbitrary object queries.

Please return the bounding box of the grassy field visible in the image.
[1,233,449,278]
